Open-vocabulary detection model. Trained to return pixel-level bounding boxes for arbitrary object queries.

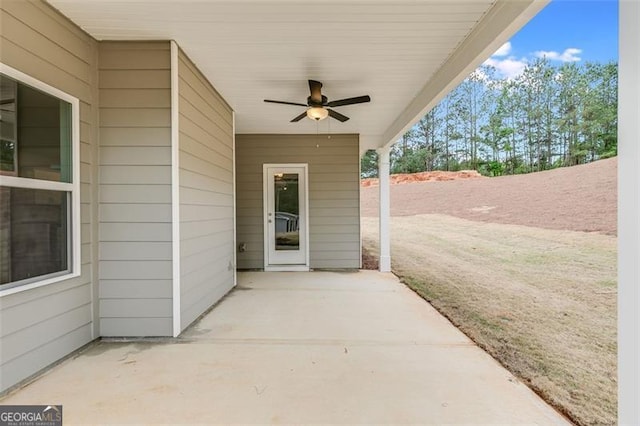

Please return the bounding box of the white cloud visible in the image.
[534,48,582,62]
[483,57,528,80]
[493,42,512,57]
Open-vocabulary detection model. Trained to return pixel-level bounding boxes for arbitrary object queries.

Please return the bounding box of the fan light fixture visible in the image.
[306,107,328,121]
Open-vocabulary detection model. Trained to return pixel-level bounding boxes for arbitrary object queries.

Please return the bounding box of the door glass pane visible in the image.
[274,173,299,251]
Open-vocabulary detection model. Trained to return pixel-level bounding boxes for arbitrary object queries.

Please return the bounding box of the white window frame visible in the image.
[0,63,81,297]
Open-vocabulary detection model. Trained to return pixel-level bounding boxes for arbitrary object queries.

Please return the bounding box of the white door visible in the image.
[263,164,308,270]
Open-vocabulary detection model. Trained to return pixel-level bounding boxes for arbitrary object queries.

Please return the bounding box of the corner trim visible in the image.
[170,41,181,337]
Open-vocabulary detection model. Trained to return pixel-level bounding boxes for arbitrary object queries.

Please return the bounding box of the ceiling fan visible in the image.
[264,80,371,123]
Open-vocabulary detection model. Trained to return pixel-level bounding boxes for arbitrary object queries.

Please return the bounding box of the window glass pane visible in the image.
[0,74,72,182]
[274,173,300,251]
[0,187,69,285]
[0,76,17,173]
[17,83,72,182]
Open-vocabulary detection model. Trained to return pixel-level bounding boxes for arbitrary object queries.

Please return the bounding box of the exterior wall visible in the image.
[98,41,173,336]
[177,49,235,331]
[235,134,360,269]
[0,0,98,391]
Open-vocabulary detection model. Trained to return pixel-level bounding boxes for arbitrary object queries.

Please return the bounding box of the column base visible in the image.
[379,255,391,272]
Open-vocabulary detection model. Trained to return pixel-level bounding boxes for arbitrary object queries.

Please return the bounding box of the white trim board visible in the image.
[170,41,182,337]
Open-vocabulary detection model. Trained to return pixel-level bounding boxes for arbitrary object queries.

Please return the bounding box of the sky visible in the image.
[484,0,618,79]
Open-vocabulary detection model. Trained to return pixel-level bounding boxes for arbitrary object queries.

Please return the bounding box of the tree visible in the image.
[360,150,378,178]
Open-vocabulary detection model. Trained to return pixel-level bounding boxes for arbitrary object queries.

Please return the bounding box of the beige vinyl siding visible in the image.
[0,0,98,391]
[235,134,360,269]
[98,41,173,337]
[177,49,235,331]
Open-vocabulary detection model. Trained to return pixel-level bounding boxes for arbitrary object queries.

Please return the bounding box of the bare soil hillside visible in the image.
[361,157,617,235]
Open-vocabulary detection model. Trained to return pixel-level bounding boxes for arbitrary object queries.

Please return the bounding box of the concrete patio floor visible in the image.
[1,271,570,424]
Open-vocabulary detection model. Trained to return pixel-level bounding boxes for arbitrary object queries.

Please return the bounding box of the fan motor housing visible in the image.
[307,95,328,107]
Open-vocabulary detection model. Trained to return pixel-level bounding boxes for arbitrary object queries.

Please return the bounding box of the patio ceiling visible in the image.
[47,0,547,151]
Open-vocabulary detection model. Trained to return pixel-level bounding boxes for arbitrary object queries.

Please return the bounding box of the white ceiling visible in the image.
[48,0,547,151]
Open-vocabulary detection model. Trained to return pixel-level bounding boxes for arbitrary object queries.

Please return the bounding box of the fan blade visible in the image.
[326,95,371,108]
[328,109,349,122]
[264,99,308,107]
[290,111,308,122]
[308,80,323,104]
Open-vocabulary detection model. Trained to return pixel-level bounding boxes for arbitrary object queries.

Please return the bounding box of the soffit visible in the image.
[47,0,546,150]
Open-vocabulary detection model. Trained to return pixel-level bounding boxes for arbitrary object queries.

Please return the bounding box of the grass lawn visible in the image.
[362,214,617,426]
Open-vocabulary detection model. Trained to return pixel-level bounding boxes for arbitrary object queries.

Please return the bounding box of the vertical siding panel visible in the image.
[0,0,97,392]
[177,49,234,332]
[97,41,173,337]
[235,134,360,270]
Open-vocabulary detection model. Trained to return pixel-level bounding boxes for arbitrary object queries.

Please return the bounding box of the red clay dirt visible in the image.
[361,170,484,186]
[361,157,617,235]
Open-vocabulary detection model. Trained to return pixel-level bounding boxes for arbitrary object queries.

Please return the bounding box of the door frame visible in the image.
[263,163,310,271]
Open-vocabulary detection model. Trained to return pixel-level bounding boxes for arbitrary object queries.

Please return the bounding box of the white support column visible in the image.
[377,146,391,272]
[618,1,639,423]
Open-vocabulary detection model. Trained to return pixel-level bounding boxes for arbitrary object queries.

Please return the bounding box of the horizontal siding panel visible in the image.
[99,299,172,318]
[99,222,171,242]
[100,165,171,185]
[179,86,233,139]
[178,48,234,332]
[2,0,92,59]
[100,185,171,203]
[99,41,170,51]
[100,318,171,337]
[0,11,91,82]
[99,279,172,299]
[310,233,361,243]
[99,108,170,128]
[310,181,359,191]
[179,187,233,206]
[101,146,171,166]
[310,216,360,226]
[98,48,170,69]
[181,205,233,223]
[310,242,361,252]
[312,259,360,269]
[179,151,233,184]
[236,146,357,158]
[100,203,172,223]
[100,242,172,261]
[311,198,360,208]
[98,69,170,89]
[179,116,233,158]
[180,169,233,196]
[1,304,91,364]
[311,207,360,217]
[179,132,233,170]
[0,38,91,101]
[181,219,233,241]
[0,324,92,391]
[99,260,172,280]
[1,283,91,337]
[181,230,234,257]
[181,245,233,277]
[100,127,171,147]
[312,190,360,200]
[178,56,232,119]
[99,89,170,108]
[181,282,233,331]
[311,225,358,234]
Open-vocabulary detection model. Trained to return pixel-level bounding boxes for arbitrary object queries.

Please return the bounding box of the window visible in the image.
[0,64,80,293]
